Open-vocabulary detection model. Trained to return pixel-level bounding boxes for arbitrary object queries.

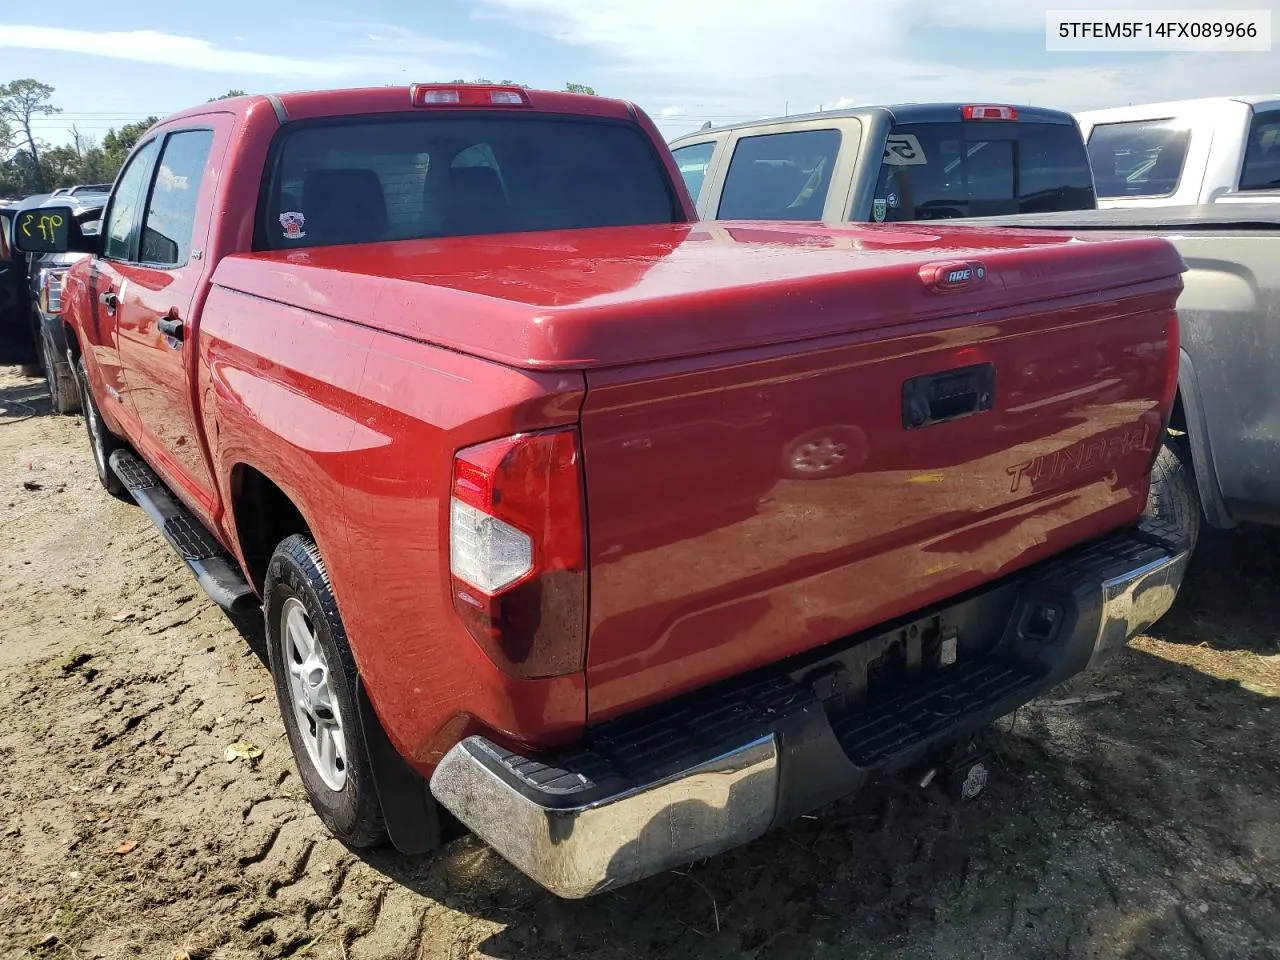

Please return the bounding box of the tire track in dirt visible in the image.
[2,367,1278,960]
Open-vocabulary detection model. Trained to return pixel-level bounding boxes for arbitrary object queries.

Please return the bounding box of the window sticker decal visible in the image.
[279,211,306,240]
[883,134,928,165]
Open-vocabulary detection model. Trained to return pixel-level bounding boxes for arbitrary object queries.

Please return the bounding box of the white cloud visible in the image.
[0,25,351,78]
[0,23,496,80]
[659,105,684,116]
[155,164,190,192]
[467,0,1280,138]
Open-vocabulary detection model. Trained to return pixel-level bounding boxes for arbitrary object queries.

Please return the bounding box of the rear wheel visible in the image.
[265,534,387,848]
[75,356,126,498]
[1143,437,1200,551]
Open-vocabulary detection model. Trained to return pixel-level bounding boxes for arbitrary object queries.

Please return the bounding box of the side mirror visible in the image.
[12,205,103,255]
[14,205,75,253]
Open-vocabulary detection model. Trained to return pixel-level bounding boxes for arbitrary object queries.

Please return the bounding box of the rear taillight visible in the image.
[40,270,66,314]
[449,428,586,679]
[962,104,1018,121]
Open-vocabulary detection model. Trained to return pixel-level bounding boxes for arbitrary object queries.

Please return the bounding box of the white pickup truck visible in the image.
[1077,95,1280,207]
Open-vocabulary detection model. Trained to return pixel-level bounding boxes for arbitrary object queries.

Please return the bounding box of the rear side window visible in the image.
[671,141,715,202]
[872,121,1094,221]
[717,129,842,220]
[259,114,679,249]
[1238,109,1280,191]
[1086,119,1190,198]
[140,129,214,266]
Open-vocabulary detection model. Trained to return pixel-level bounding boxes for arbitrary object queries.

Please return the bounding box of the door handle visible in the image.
[158,312,185,341]
[99,290,117,313]
[902,362,996,429]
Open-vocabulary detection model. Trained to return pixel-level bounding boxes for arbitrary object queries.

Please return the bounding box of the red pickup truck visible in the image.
[18,84,1196,899]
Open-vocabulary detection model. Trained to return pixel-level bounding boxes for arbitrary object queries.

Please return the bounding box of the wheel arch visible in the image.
[1173,350,1235,530]
[226,461,314,593]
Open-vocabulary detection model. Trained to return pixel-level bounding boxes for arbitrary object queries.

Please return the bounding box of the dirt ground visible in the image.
[1,365,1277,960]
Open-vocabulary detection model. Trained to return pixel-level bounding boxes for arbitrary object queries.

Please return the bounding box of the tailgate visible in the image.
[580,266,1181,722]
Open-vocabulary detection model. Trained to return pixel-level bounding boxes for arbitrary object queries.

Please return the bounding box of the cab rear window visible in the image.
[257,114,680,249]
[873,121,1095,221]
[1085,119,1190,198]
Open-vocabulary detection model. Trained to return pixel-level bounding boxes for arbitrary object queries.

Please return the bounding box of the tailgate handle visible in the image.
[902,362,995,429]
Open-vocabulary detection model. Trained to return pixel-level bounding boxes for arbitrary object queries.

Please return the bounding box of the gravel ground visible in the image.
[1,366,1277,960]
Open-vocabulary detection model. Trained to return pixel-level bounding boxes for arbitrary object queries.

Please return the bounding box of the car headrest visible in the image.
[444,165,511,236]
[302,168,388,244]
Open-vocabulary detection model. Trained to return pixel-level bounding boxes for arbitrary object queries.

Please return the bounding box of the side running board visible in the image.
[108,449,258,615]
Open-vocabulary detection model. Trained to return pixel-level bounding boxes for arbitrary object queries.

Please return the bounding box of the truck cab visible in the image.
[668,102,1096,224]
[1077,95,1280,208]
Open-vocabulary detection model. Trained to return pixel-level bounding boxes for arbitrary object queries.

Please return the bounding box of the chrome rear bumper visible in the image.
[430,530,1189,899]
[431,734,778,899]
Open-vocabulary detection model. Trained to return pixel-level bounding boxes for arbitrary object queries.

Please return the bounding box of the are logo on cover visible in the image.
[920,260,987,292]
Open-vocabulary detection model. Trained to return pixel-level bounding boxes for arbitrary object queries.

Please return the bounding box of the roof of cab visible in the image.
[156,85,639,128]
[668,102,1077,145]
[1076,94,1280,122]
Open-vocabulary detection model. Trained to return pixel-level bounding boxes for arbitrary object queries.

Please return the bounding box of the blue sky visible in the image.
[3,0,1279,149]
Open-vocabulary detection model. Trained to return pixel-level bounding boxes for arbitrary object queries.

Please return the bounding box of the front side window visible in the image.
[1086,119,1191,199]
[104,139,160,261]
[1238,109,1280,191]
[717,129,842,220]
[259,114,679,250]
[671,141,715,203]
[140,129,215,266]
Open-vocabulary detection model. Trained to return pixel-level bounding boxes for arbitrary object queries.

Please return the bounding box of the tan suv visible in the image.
[668,102,1096,224]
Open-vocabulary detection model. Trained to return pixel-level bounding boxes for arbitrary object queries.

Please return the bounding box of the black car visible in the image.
[1,192,106,412]
[0,199,38,370]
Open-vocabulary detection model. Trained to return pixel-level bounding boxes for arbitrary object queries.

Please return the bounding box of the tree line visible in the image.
[0,79,598,200]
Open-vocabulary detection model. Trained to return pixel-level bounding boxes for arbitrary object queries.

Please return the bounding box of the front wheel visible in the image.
[75,355,126,497]
[265,534,387,848]
[42,328,80,415]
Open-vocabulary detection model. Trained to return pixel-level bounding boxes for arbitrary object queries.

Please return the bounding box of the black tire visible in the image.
[265,534,387,849]
[1142,437,1201,551]
[75,355,127,498]
[41,328,81,415]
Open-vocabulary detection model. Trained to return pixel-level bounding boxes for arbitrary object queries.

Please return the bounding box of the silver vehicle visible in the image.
[1075,95,1280,208]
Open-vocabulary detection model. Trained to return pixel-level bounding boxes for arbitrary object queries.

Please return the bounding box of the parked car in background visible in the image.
[1076,95,1280,207]
[667,103,1096,223]
[952,200,1280,536]
[25,192,107,412]
[51,183,114,198]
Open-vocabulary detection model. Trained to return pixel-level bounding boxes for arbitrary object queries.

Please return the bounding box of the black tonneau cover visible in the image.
[949,202,1280,232]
